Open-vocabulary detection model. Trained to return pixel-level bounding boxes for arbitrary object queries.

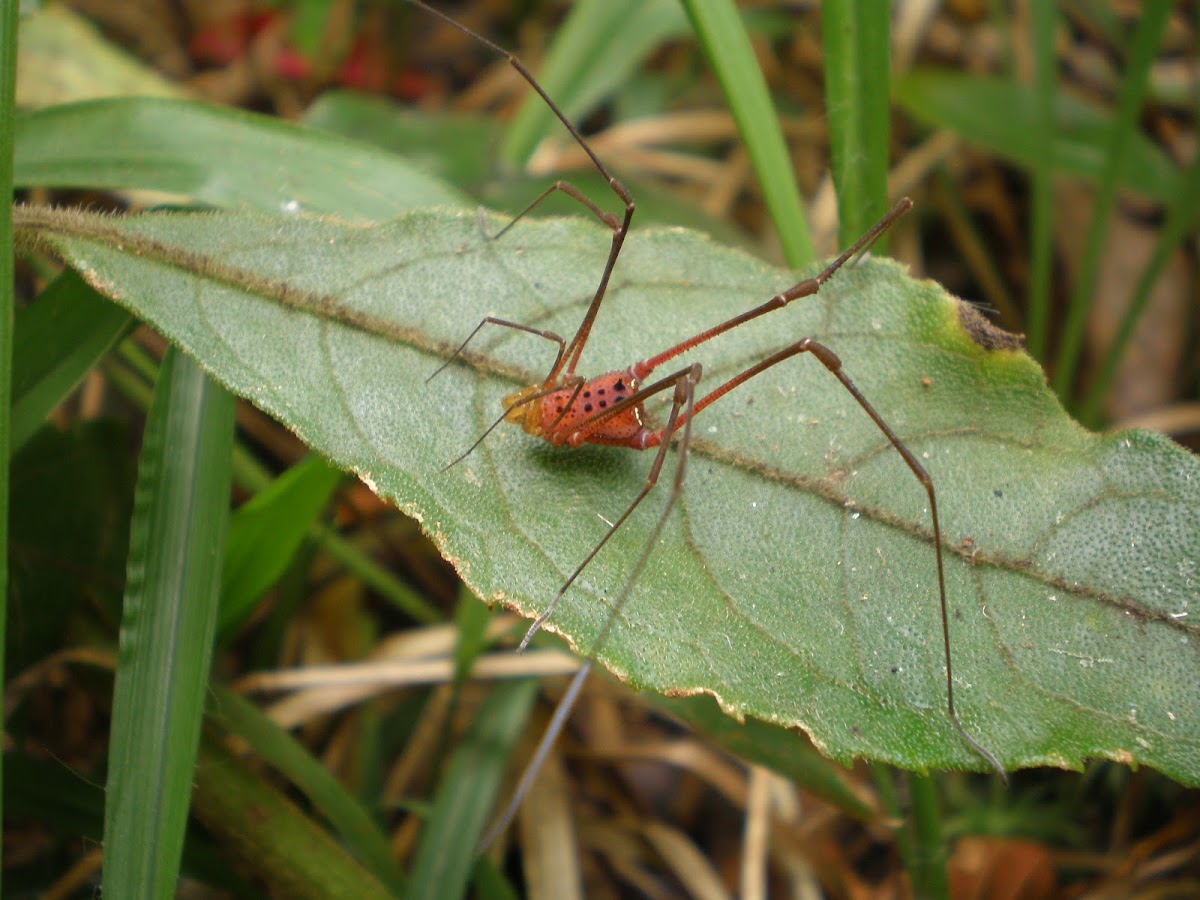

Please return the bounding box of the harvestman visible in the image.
[411,0,1005,849]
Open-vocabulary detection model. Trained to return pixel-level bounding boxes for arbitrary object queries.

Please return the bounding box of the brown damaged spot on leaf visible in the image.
[958,302,1025,351]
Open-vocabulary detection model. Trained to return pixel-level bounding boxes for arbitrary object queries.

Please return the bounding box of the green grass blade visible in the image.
[499,0,688,169]
[11,270,133,452]
[681,0,813,265]
[1078,147,1200,426]
[219,453,342,636]
[820,0,892,242]
[1050,6,1171,400]
[907,774,950,900]
[407,679,539,900]
[1025,1,1058,361]
[208,685,407,891]
[192,732,394,898]
[102,348,234,896]
[895,71,1179,202]
[0,0,20,855]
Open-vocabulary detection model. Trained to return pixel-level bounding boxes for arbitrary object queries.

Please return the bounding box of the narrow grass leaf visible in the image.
[102,349,233,896]
[1052,6,1172,399]
[191,732,395,899]
[820,0,892,243]
[906,773,951,900]
[895,71,1180,203]
[1025,2,1059,361]
[220,453,342,636]
[11,270,132,452]
[407,679,539,900]
[500,0,688,168]
[0,0,20,845]
[208,686,407,892]
[1079,147,1200,426]
[682,0,813,265]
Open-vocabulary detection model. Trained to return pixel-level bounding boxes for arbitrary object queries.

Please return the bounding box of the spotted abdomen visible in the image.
[541,369,646,446]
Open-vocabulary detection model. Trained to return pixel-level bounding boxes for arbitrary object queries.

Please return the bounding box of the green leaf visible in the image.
[19,204,1200,786]
[895,71,1180,203]
[11,269,133,453]
[14,97,468,216]
[15,4,182,108]
[304,93,501,192]
[220,454,342,636]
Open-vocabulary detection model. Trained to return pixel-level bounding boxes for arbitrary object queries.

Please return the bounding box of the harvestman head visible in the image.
[411,0,1006,853]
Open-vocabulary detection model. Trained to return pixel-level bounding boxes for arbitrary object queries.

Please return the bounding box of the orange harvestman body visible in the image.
[410,0,1005,851]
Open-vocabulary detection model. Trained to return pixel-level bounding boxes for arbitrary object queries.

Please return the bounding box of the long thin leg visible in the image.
[404,0,636,384]
[518,363,704,648]
[430,316,574,471]
[665,338,1005,777]
[480,368,702,851]
[633,198,912,381]
[476,658,591,853]
[426,316,565,384]
[585,371,699,654]
[483,180,621,242]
